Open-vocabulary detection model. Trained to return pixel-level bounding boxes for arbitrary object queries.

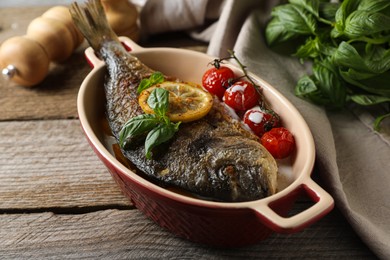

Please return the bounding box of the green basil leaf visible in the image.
[340,69,390,97]
[147,88,169,117]
[294,35,336,59]
[294,37,320,59]
[334,0,362,29]
[265,16,298,46]
[137,78,151,94]
[149,71,164,85]
[364,45,390,74]
[313,58,346,107]
[333,41,370,72]
[119,114,159,147]
[271,4,317,35]
[330,25,343,39]
[289,0,320,18]
[332,0,362,38]
[144,123,179,159]
[319,2,339,22]
[350,94,390,105]
[339,68,376,81]
[334,42,390,74]
[357,0,390,13]
[295,75,318,96]
[265,2,322,47]
[344,10,390,38]
[374,113,390,131]
[137,72,165,94]
[295,75,331,105]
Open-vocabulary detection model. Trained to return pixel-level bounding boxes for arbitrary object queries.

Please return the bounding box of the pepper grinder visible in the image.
[101,0,140,42]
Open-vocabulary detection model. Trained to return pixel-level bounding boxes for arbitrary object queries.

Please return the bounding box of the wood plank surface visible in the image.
[0,209,376,259]
[0,118,376,258]
[0,7,50,41]
[0,119,130,210]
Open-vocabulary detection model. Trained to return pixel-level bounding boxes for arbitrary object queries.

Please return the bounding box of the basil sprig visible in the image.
[266,0,390,129]
[137,72,164,94]
[119,88,180,159]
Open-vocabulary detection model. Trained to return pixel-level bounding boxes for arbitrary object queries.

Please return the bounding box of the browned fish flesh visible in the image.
[70,0,278,202]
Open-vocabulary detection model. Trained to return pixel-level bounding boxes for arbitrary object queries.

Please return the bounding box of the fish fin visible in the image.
[70,0,119,50]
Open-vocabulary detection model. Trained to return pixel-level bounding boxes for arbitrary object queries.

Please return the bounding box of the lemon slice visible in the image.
[138,81,213,123]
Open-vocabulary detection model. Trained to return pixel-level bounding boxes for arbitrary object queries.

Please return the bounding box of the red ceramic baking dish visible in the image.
[77,36,334,247]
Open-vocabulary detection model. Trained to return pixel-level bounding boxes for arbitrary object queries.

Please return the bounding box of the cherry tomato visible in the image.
[223,80,259,111]
[260,127,295,159]
[202,66,234,98]
[243,109,280,137]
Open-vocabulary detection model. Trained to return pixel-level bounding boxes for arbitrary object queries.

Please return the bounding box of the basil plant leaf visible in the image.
[147,88,169,117]
[294,35,336,59]
[333,41,370,72]
[357,0,390,13]
[319,2,339,22]
[294,37,320,59]
[271,4,317,35]
[365,45,390,74]
[313,58,346,107]
[119,114,158,147]
[344,10,390,38]
[265,0,390,129]
[340,69,390,97]
[334,42,390,74]
[350,94,390,106]
[332,0,362,38]
[289,0,320,18]
[334,0,362,30]
[295,75,331,106]
[144,123,179,159]
[374,113,390,131]
[295,75,318,96]
[265,16,298,46]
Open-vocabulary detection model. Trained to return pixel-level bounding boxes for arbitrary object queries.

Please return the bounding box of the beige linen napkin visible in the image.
[140,0,390,258]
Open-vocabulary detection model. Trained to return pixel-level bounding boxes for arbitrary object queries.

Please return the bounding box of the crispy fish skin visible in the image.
[71,0,278,202]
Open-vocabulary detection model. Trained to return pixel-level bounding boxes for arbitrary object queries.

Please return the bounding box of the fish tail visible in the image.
[70,0,119,50]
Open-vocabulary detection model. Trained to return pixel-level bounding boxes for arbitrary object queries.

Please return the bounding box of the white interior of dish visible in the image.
[79,47,315,201]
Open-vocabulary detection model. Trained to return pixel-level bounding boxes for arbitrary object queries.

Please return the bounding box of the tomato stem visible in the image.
[227,50,256,89]
[226,50,267,108]
[212,50,278,110]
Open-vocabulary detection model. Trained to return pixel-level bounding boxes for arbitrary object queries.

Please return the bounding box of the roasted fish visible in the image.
[71,0,278,202]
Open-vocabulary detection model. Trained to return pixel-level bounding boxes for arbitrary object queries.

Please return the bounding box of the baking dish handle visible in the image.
[84,47,104,69]
[84,36,143,68]
[252,178,334,233]
[119,36,144,52]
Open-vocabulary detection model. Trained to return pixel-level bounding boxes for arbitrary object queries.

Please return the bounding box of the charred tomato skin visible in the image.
[223,80,259,111]
[261,127,295,159]
[202,66,234,98]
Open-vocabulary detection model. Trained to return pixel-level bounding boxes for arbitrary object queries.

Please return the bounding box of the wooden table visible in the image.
[0,5,377,259]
